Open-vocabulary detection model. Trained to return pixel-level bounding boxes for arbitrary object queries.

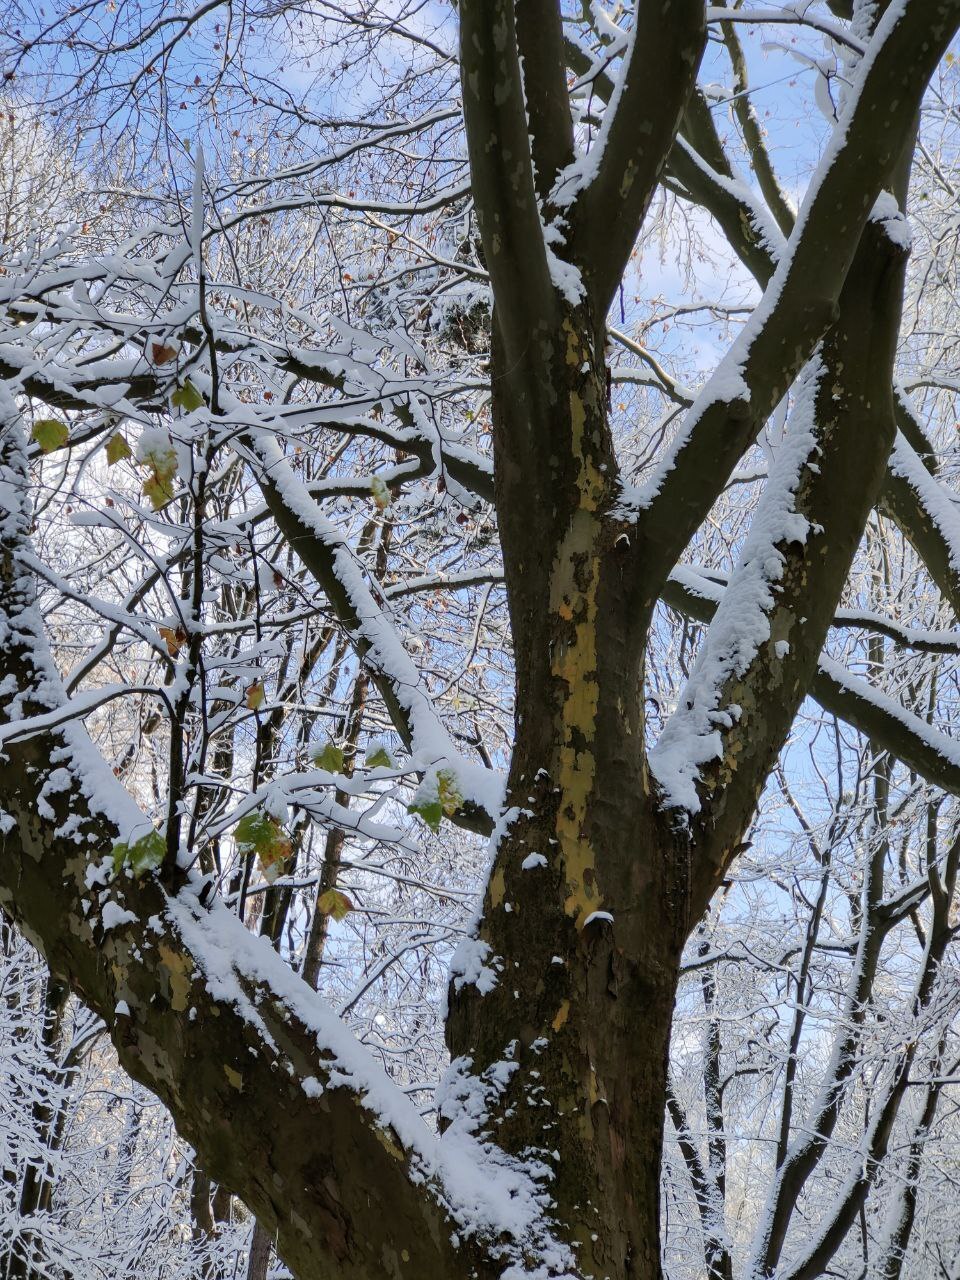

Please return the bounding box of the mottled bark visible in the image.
[446,295,684,1277]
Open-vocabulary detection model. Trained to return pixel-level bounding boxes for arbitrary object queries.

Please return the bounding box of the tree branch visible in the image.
[458,0,557,358]
[0,396,566,1280]
[563,0,706,312]
[632,0,959,589]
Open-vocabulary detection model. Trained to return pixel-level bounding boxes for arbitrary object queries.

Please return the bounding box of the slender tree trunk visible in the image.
[3,976,70,1280]
[246,1222,274,1280]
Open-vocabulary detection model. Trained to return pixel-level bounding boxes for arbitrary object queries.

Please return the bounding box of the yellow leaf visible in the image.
[159,625,186,656]
[137,437,178,481]
[245,680,265,710]
[105,432,133,464]
[317,888,353,921]
[258,836,291,884]
[437,768,463,817]
[31,419,69,454]
[143,473,174,510]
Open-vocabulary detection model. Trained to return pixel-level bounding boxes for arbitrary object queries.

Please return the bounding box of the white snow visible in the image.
[889,432,960,573]
[448,936,500,997]
[871,189,911,250]
[544,245,586,306]
[651,359,822,811]
[101,901,138,931]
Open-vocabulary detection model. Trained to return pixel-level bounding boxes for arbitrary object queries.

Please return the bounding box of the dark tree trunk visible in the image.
[4,977,70,1280]
[445,305,688,1279]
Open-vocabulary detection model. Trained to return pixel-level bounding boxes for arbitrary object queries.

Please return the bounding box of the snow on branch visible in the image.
[650,360,821,813]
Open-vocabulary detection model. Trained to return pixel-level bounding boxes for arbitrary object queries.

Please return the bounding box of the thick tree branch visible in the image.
[0,419,456,1280]
[632,0,960,589]
[879,432,960,617]
[458,0,557,359]
[241,426,500,832]
[514,0,575,203]
[663,572,960,800]
[0,401,563,1280]
[563,0,705,312]
[653,208,909,908]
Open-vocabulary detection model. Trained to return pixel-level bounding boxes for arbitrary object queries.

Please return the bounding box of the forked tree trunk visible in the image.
[445,303,688,1279]
[1,3,958,1279]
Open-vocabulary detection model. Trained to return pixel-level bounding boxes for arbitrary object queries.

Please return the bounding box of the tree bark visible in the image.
[444,297,686,1278]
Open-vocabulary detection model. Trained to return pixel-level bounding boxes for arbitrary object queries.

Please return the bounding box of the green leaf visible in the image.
[234,812,277,853]
[407,799,443,832]
[364,744,393,769]
[112,829,165,877]
[317,888,353,921]
[31,419,69,454]
[171,379,204,412]
[313,742,345,772]
[105,432,133,464]
[234,811,291,884]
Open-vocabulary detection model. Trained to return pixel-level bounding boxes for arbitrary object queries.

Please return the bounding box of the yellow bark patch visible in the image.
[223,1064,243,1091]
[489,866,506,910]
[547,367,609,927]
[550,520,602,923]
[552,1000,570,1031]
[564,319,582,367]
[374,1125,405,1162]
[568,393,605,512]
[158,943,193,1013]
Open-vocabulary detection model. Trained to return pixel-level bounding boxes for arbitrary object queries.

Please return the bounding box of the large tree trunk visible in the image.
[445,303,686,1278]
